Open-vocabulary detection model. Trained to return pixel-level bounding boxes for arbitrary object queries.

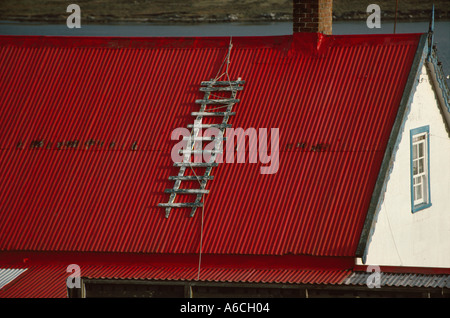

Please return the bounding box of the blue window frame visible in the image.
[410,125,431,213]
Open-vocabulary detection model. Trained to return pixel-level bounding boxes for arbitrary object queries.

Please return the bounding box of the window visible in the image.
[410,126,431,212]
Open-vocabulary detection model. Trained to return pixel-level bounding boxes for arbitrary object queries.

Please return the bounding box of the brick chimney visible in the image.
[293,0,332,34]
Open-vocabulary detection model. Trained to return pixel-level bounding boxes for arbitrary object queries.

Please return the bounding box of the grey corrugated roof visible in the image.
[343,272,450,288]
[0,268,28,289]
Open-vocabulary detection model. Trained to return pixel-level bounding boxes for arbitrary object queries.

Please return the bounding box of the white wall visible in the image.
[361,65,450,268]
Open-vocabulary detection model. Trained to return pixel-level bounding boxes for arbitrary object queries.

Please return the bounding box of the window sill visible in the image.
[412,202,432,213]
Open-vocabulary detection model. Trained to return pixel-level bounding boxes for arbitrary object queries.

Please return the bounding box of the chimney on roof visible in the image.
[293,0,332,35]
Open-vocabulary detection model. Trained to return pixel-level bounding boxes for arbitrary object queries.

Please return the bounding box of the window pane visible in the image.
[414,176,422,185]
[419,158,424,174]
[413,144,418,159]
[418,143,424,158]
[413,135,426,143]
[416,184,423,200]
[413,160,418,175]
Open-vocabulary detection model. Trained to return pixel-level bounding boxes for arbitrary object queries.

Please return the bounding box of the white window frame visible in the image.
[412,133,427,205]
[410,126,431,212]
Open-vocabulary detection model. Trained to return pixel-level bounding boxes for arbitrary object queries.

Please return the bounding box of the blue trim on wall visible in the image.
[409,125,432,213]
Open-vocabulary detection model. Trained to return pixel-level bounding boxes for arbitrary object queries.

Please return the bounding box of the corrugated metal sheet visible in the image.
[0,265,68,298]
[84,266,350,285]
[0,33,421,257]
[0,264,351,298]
[0,268,27,289]
[343,271,450,288]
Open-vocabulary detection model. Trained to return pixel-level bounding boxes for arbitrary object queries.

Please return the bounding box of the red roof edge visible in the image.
[0,32,423,51]
[0,252,355,271]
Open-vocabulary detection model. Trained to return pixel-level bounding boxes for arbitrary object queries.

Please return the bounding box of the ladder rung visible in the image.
[195,99,240,104]
[187,124,232,129]
[158,202,204,208]
[179,149,222,154]
[168,176,214,181]
[164,189,209,194]
[200,86,244,92]
[191,112,236,117]
[174,162,219,167]
[182,136,227,141]
[201,80,245,86]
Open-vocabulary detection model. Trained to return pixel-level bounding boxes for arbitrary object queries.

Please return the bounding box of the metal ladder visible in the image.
[159,78,245,218]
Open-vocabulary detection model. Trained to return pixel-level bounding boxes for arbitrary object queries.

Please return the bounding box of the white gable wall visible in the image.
[360,65,450,268]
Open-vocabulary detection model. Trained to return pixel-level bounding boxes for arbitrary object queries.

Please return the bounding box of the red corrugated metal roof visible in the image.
[0,263,351,298]
[0,33,421,257]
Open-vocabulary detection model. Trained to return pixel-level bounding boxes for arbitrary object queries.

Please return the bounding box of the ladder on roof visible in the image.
[159,78,245,218]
